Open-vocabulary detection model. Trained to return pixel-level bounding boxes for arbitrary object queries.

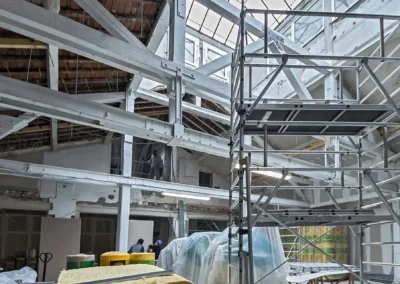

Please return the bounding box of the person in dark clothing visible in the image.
[128,238,145,253]
[148,240,162,259]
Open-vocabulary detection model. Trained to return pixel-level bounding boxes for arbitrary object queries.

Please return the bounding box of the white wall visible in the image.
[0,152,42,192]
[128,220,154,250]
[177,148,229,189]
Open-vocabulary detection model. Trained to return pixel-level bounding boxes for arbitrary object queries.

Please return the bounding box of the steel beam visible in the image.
[0,0,229,101]
[0,113,36,140]
[75,0,148,50]
[270,43,313,99]
[127,2,170,93]
[0,158,308,207]
[47,44,59,151]
[0,76,359,184]
[136,87,230,124]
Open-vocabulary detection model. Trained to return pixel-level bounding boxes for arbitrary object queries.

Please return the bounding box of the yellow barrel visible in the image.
[130,253,155,265]
[100,251,130,266]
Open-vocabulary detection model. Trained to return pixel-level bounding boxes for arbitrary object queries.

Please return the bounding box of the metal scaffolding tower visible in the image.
[229,4,400,284]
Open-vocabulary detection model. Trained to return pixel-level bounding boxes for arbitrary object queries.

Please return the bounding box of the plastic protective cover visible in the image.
[0,266,37,284]
[173,232,220,284]
[157,237,188,270]
[199,227,287,284]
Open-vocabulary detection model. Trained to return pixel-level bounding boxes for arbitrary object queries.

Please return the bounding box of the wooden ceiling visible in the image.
[0,0,229,153]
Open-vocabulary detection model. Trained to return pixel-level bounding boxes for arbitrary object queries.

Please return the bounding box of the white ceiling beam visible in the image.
[74,0,149,50]
[127,2,170,93]
[47,44,59,151]
[0,0,229,102]
[136,87,230,124]
[0,75,358,184]
[0,158,309,207]
[0,113,36,140]
[0,138,104,158]
[74,92,125,104]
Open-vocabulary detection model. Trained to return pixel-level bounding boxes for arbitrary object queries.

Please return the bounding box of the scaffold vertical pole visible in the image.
[358,137,364,284]
[238,2,246,282]
[228,53,234,284]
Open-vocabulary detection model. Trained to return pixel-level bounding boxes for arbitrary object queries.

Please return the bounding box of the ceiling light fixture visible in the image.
[235,164,291,180]
[162,192,211,201]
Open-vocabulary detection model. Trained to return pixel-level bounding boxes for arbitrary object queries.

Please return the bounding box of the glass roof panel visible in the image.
[186,0,307,49]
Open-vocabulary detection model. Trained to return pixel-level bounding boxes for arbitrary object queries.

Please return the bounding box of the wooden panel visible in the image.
[38,218,81,281]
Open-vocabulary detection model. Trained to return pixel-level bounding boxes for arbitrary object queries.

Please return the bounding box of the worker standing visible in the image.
[128,238,145,253]
[149,150,163,180]
[148,240,162,260]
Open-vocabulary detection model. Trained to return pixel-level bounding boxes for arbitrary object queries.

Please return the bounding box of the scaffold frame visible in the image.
[228,4,400,284]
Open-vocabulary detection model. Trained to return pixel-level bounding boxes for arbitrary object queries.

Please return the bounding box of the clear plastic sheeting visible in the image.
[0,266,37,283]
[173,232,220,284]
[200,227,287,284]
[158,237,188,270]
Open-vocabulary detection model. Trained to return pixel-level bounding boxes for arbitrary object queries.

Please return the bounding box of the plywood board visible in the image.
[128,220,154,251]
[38,217,81,281]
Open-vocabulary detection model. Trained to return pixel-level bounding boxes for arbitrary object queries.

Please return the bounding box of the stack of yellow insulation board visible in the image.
[300,226,348,263]
[58,264,192,284]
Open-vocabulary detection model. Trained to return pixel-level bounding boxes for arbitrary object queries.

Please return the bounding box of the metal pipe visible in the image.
[237,150,359,154]
[235,185,359,190]
[362,197,400,209]
[363,241,400,246]
[383,127,388,169]
[245,157,254,284]
[246,53,400,62]
[238,7,245,283]
[253,204,372,284]
[263,125,268,167]
[250,166,400,172]
[255,226,336,284]
[246,120,400,127]
[380,18,385,58]
[244,98,358,103]
[244,63,357,70]
[364,171,400,227]
[362,129,400,156]
[358,137,364,284]
[245,9,400,20]
[325,188,357,236]
[356,61,361,102]
[249,67,252,99]
[362,61,400,119]
[246,60,287,117]
[363,261,400,267]
[251,172,287,227]
[264,13,268,54]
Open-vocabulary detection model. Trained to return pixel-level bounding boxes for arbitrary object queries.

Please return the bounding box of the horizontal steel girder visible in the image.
[0,158,309,207]
[0,0,229,103]
[0,75,358,184]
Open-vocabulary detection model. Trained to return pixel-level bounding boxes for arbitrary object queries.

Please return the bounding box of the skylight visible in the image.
[186,0,303,48]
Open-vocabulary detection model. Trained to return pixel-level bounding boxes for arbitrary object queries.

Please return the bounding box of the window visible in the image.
[185,38,195,64]
[185,34,199,68]
[203,43,229,81]
[199,171,213,187]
